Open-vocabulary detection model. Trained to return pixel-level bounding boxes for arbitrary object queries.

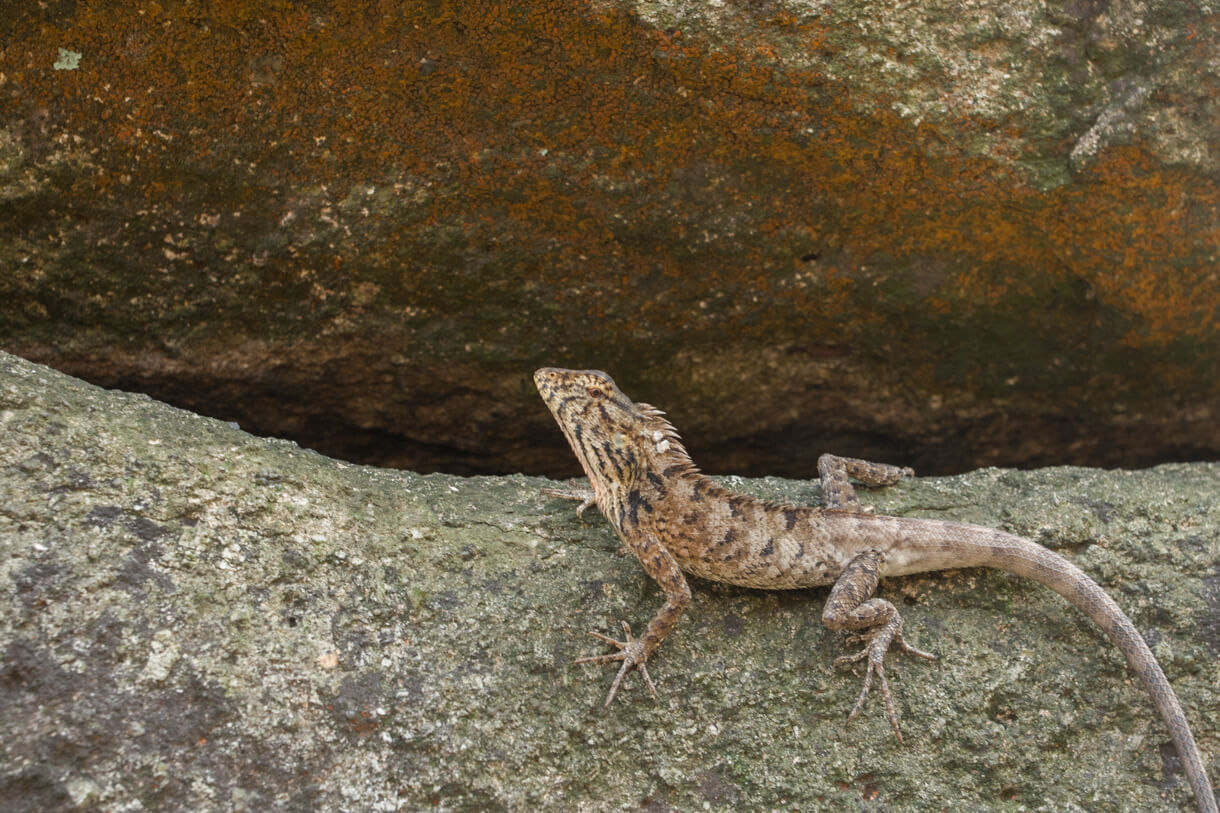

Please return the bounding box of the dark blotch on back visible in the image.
[728,496,745,519]
[627,489,651,526]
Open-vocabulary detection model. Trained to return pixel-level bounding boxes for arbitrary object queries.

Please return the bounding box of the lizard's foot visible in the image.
[834,621,936,743]
[574,620,656,707]
[541,482,596,517]
[856,463,915,487]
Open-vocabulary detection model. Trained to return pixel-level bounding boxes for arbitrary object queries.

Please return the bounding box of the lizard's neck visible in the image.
[576,406,699,523]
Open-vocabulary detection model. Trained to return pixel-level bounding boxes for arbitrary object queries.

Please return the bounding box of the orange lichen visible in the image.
[3,0,1216,376]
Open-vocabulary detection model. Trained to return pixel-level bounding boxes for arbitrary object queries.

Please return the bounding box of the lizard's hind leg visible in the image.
[817,454,914,512]
[822,549,935,742]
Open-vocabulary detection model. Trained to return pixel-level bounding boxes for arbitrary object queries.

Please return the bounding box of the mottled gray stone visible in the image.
[1,350,1217,811]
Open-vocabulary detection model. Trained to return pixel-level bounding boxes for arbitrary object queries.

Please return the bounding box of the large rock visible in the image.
[2,2,1218,477]
[2,350,1217,810]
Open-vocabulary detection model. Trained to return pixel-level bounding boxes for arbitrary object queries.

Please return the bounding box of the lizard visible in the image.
[533,366,1217,813]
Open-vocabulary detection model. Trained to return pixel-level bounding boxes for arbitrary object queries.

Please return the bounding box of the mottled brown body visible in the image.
[535,368,1216,813]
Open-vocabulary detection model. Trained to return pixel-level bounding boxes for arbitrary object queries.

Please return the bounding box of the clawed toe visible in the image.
[894,631,937,662]
[845,656,903,742]
[574,621,656,707]
[542,483,597,517]
[834,627,936,744]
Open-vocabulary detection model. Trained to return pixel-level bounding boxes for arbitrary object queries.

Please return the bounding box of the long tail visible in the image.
[840,513,1217,813]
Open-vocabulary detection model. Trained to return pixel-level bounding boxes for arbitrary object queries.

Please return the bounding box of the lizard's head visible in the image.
[534,367,694,491]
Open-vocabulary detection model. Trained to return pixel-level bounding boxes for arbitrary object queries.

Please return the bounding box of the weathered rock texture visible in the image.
[2,1,1218,478]
[2,351,1218,810]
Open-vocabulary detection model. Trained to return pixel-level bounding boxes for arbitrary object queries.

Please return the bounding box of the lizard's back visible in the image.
[652,472,847,589]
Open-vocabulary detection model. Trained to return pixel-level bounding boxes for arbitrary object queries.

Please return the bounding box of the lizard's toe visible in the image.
[834,622,934,744]
[842,654,904,743]
[574,621,656,707]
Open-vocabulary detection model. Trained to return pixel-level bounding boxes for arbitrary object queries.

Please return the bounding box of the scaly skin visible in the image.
[534,367,1216,813]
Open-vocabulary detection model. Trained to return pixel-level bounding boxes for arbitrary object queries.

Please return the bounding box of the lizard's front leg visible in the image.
[575,534,691,707]
[822,549,935,742]
[541,481,597,517]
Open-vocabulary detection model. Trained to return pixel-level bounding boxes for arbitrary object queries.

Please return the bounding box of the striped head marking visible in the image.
[534,368,693,498]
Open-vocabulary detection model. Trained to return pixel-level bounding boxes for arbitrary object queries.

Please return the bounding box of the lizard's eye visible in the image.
[586,387,605,398]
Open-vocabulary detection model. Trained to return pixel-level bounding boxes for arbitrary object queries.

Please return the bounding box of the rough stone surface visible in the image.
[2,350,1218,811]
[1,1,1218,478]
